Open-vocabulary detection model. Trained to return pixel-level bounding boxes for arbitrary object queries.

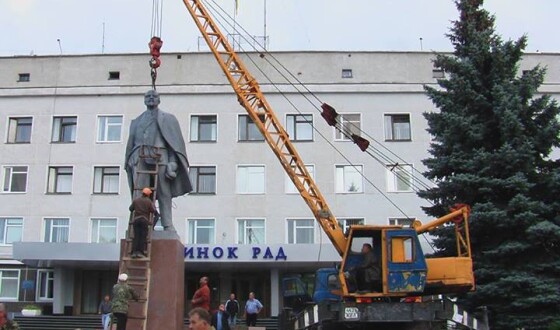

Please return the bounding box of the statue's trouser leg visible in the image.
[157,165,175,231]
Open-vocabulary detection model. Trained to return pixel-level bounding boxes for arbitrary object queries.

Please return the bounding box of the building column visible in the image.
[53,268,73,315]
[270,268,279,316]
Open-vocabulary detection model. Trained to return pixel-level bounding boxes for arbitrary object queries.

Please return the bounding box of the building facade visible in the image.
[0,51,558,316]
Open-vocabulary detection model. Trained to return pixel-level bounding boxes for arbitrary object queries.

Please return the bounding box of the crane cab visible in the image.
[340,226,428,297]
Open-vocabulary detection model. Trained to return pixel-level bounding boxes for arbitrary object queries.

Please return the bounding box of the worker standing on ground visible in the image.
[225,292,240,328]
[111,273,139,330]
[188,307,211,330]
[244,292,263,327]
[129,187,155,258]
[191,276,211,311]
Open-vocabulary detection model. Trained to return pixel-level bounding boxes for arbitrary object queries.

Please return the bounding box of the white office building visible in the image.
[0,51,558,316]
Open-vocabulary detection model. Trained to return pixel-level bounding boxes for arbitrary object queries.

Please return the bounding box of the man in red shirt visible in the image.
[191,276,210,311]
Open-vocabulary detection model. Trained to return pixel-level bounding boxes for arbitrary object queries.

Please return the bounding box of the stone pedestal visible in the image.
[146,231,185,330]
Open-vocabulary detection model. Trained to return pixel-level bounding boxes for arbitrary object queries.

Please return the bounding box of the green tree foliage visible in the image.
[419,0,560,329]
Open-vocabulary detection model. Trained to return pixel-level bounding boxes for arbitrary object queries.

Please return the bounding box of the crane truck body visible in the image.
[179,1,479,328]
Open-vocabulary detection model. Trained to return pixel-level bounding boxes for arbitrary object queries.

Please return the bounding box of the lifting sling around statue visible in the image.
[125,90,192,231]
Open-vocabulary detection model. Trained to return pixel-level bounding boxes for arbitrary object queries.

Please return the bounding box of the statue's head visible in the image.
[144,90,160,109]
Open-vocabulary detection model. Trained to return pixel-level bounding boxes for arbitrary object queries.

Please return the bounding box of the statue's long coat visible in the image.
[125,110,192,197]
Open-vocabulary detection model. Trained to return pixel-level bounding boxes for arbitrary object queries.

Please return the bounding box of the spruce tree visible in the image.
[419,0,560,329]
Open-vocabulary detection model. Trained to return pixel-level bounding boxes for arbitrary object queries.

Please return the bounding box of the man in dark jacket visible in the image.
[129,187,155,258]
[211,304,230,330]
[355,243,380,292]
[224,293,240,328]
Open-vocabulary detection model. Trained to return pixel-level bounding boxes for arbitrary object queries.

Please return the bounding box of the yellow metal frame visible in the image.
[181,0,348,255]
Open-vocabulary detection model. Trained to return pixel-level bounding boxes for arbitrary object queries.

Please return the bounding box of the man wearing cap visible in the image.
[129,188,155,258]
[112,274,139,330]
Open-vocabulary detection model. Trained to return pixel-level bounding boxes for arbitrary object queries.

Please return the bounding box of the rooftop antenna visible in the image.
[102,22,106,54]
[57,39,62,54]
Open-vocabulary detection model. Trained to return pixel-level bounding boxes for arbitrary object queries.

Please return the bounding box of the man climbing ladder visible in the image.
[129,187,156,258]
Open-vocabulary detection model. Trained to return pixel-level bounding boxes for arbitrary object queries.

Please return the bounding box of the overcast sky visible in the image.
[2,0,559,56]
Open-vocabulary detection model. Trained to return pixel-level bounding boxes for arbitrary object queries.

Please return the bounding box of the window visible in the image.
[187,219,215,244]
[0,218,23,245]
[108,71,120,80]
[93,167,120,194]
[389,218,413,226]
[18,73,30,82]
[190,115,217,142]
[97,115,123,142]
[342,69,353,78]
[188,166,216,194]
[391,236,414,263]
[384,114,411,141]
[37,270,54,300]
[432,69,445,79]
[237,219,265,244]
[286,114,313,141]
[7,117,32,143]
[51,116,77,143]
[287,219,314,244]
[335,165,363,193]
[238,114,265,141]
[0,270,20,300]
[337,218,364,235]
[335,114,360,141]
[285,165,315,194]
[47,166,73,194]
[44,218,69,243]
[91,218,117,243]
[386,164,413,192]
[2,166,28,193]
[236,165,265,194]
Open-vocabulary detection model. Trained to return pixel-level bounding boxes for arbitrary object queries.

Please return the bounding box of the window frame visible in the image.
[388,217,414,226]
[92,166,120,194]
[90,218,118,243]
[285,164,315,194]
[51,115,78,143]
[335,164,364,194]
[337,218,365,235]
[341,69,353,78]
[36,269,54,301]
[386,163,414,193]
[43,218,70,243]
[285,113,314,142]
[0,269,20,301]
[237,114,265,142]
[384,113,412,142]
[334,113,361,141]
[237,218,266,244]
[188,165,217,195]
[96,115,124,143]
[6,116,33,144]
[236,165,266,194]
[18,73,30,82]
[0,217,23,246]
[190,114,218,142]
[2,165,28,194]
[47,166,74,194]
[187,218,216,244]
[286,218,316,244]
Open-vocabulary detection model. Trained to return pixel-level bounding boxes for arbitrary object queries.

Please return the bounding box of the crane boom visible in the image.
[181,0,348,255]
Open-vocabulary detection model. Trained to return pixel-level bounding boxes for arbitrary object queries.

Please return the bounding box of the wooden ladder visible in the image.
[118,146,161,330]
